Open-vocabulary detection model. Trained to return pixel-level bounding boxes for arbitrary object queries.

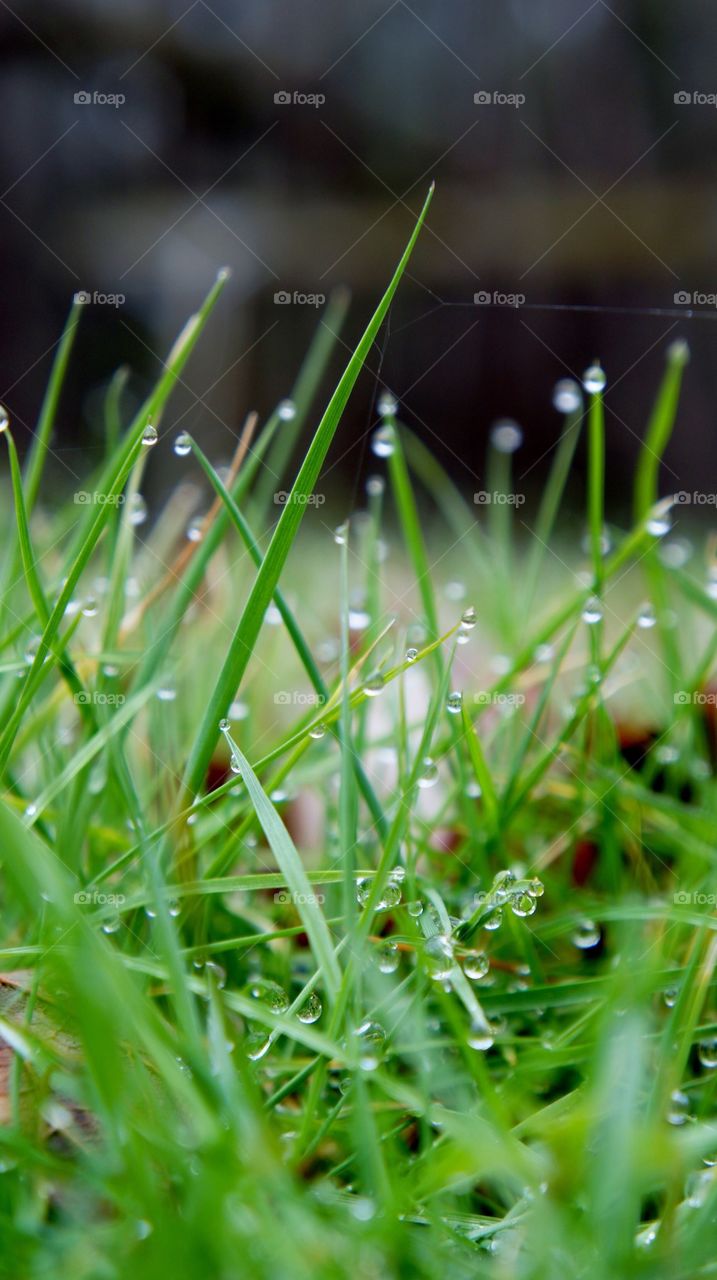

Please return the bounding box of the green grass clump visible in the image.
[0,191,716,1279]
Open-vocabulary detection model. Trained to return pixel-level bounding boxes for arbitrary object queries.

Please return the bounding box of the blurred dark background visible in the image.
[1,0,716,513]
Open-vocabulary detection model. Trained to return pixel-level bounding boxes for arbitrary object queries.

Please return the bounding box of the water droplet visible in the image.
[582,363,606,394]
[484,907,503,931]
[219,718,230,732]
[534,643,555,664]
[23,636,40,666]
[460,606,477,630]
[407,899,424,918]
[377,391,397,418]
[663,985,679,1009]
[467,1018,495,1051]
[186,516,204,543]
[127,493,147,527]
[366,475,384,498]
[229,754,242,776]
[378,942,399,974]
[277,398,296,422]
[333,522,348,546]
[571,919,600,950]
[356,877,372,907]
[174,432,192,457]
[82,598,98,618]
[168,899,181,917]
[417,757,439,789]
[309,722,327,740]
[377,877,401,911]
[511,892,537,917]
[490,419,523,453]
[465,779,482,798]
[581,596,603,625]
[24,802,38,820]
[246,1030,271,1061]
[246,978,288,1014]
[363,673,385,698]
[0,405,9,433]
[355,1020,386,1071]
[446,691,463,715]
[348,607,371,631]
[660,538,692,569]
[552,379,582,414]
[142,422,158,447]
[371,424,395,458]
[527,877,544,898]
[698,1037,717,1069]
[646,513,671,538]
[667,1088,690,1126]
[405,647,418,663]
[423,934,454,981]
[462,950,489,980]
[156,687,176,702]
[229,699,248,720]
[637,603,657,630]
[297,992,322,1024]
[101,914,121,934]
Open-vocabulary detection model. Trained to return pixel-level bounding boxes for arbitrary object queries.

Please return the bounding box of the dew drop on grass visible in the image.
[309,723,327,740]
[366,475,384,498]
[698,1037,717,1068]
[462,950,489,980]
[378,878,402,910]
[460,606,477,630]
[168,899,181,917]
[417,757,438,789]
[247,978,288,1014]
[637,603,657,629]
[186,517,204,543]
[277,398,296,421]
[363,673,385,698]
[407,899,424,918]
[378,942,399,974]
[101,914,121,935]
[128,494,147,526]
[646,513,671,538]
[490,419,523,453]
[229,754,242,776]
[174,432,192,457]
[467,1019,494,1051]
[355,1020,386,1071]
[219,718,230,731]
[582,363,606,394]
[581,597,603,625]
[465,779,482,798]
[511,892,537,917]
[484,907,503,931]
[142,422,158,447]
[246,1030,271,1061]
[230,699,248,720]
[534,643,555,664]
[666,1088,690,1126]
[571,919,600,950]
[663,985,679,1009]
[527,877,544,898]
[333,522,348,546]
[446,691,463,715]
[348,607,371,631]
[0,405,9,433]
[377,390,397,418]
[371,424,395,458]
[297,992,322,1024]
[23,637,40,665]
[552,379,581,413]
[423,935,454,981]
[405,647,418,663]
[356,877,371,908]
[156,687,176,702]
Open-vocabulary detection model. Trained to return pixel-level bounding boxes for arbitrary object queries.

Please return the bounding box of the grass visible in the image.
[0,191,715,1278]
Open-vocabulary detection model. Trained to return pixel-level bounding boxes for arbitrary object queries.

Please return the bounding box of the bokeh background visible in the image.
[1,1,716,514]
